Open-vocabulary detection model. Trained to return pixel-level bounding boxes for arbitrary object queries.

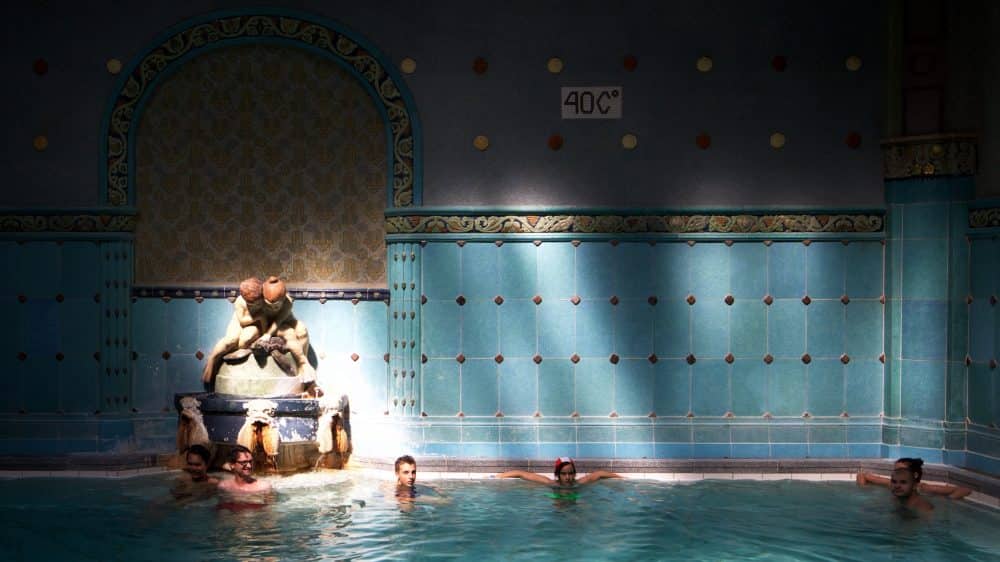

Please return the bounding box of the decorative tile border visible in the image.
[969,208,1000,229]
[133,286,389,302]
[0,212,136,233]
[386,212,884,235]
[881,133,977,179]
[104,11,417,207]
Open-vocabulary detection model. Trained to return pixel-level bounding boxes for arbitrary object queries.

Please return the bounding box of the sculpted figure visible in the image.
[202,277,269,385]
[202,275,315,387]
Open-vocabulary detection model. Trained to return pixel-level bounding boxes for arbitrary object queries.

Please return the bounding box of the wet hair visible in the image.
[229,444,253,463]
[554,459,576,478]
[395,455,416,473]
[895,457,924,481]
[185,444,211,464]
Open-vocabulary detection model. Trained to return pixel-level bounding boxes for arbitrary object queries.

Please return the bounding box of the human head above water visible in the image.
[554,456,577,486]
[395,455,417,487]
[185,444,211,465]
[893,457,924,482]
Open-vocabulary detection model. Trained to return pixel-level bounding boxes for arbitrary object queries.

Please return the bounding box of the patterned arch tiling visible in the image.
[102,11,419,208]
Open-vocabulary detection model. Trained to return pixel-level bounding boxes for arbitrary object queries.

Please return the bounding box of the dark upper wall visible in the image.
[4,0,887,209]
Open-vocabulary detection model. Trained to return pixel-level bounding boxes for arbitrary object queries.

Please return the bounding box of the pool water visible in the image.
[1,472,998,561]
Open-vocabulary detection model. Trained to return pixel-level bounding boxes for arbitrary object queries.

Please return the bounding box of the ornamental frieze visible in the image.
[882,134,977,179]
[0,214,136,232]
[969,208,1000,229]
[106,13,415,208]
[386,213,883,235]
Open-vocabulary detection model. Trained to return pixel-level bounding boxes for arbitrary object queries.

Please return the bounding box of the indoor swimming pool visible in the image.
[1,471,997,561]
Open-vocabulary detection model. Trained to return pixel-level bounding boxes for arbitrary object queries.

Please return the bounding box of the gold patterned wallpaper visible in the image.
[135,43,386,286]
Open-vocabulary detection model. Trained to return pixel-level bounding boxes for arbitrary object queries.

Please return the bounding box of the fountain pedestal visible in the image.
[175,354,350,472]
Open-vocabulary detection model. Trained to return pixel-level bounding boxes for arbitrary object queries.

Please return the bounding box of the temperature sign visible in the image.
[560,86,622,119]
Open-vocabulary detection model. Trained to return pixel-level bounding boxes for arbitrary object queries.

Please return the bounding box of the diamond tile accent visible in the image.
[724,411,735,418]
[55,352,64,361]
[533,354,543,364]
[840,354,850,364]
[763,295,774,305]
[965,355,972,366]
[533,411,542,417]
[724,294,734,305]
[495,354,504,364]
[609,296,619,305]
[648,296,658,306]
[17,295,27,303]
[384,353,391,363]
[802,239,812,246]
[764,354,773,364]
[841,295,850,305]
[456,295,466,306]
[992,295,998,306]
[686,354,696,365]
[457,411,465,417]
[801,295,812,305]
[686,294,697,305]
[162,351,170,360]
[494,295,504,305]
[648,354,658,364]
[456,240,466,247]
[571,411,580,417]
[879,353,885,364]
[879,295,886,304]
[609,411,619,417]
[725,353,734,364]
[686,411,695,417]
[570,354,580,363]
[351,353,360,362]
[648,411,657,418]
[840,411,850,417]
[571,240,581,247]
[801,353,811,364]
[533,240,542,246]
[494,240,503,247]
[570,295,581,305]
[533,295,543,305]
[991,359,997,370]
[456,354,466,364]
[763,411,773,419]
[495,411,504,417]
[195,351,204,360]
[55,294,64,303]
[609,354,620,364]
[421,295,427,305]
[421,354,427,363]
[802,411,812,418]
[966,295,973,305]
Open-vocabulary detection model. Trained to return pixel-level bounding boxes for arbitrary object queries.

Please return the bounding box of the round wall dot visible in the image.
[400,57,417,74]
[547,57,564,74]
[845,55,862,71]
[473,135,490,151]
[769,132,786,149]
[623,54,638,71]
[33,58,48,75]
[621,133,638,150]
[771,55,787,72]
[33,135,48,151]
[473,57,488,74]
[696,56,713,72]
[696,133,711,149]
[845,132,862,148]
[548,134,564,150]
[106,58,122,74]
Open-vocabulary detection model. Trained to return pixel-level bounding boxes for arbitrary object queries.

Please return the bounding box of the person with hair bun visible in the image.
[856,457,971,499]
[498,457,622,488]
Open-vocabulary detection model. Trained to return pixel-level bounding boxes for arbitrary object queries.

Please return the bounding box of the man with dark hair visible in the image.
[219,445,272,494]
[170,444,219,501]
[395,455,417,491]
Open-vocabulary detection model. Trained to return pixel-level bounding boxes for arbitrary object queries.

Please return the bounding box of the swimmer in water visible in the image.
[171,444,219,501]
[388,455,447,510]
[888,465,934,513]
[498,457,622,488]
[218,445,272,494]
[856,457,970,499]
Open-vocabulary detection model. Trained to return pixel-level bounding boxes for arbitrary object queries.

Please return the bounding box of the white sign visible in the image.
[561,86,622,119]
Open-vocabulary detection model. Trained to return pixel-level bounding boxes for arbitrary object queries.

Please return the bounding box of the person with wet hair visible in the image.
[498,457,622,488]
[887,464,934,512]
[856,457,971,499]
[219,445,272,494]
[170,444,219,502]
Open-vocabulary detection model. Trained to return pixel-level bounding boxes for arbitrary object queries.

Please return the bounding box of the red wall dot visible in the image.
[548,134,564,150]
[33,58,48,75]
[696,133,711,149]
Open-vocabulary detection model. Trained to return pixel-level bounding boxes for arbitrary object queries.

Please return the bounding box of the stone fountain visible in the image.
[175,276,350,472]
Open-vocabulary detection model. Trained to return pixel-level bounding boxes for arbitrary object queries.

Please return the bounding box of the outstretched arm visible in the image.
[856,471,890,487]
[577,470,623,485]
[919,481,972,499]
[497,470,553,485]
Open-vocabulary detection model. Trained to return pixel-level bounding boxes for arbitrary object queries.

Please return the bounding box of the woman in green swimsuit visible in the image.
[498,457,622,491]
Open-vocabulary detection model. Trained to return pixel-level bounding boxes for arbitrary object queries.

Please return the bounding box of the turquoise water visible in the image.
[1,473,998,561]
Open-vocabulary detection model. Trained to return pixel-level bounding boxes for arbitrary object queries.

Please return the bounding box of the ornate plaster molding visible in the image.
[969,208,1000,229]
[386,213,883,235]
[0,213,136,233]
[881,133,977,179]
[106,13,416,207]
